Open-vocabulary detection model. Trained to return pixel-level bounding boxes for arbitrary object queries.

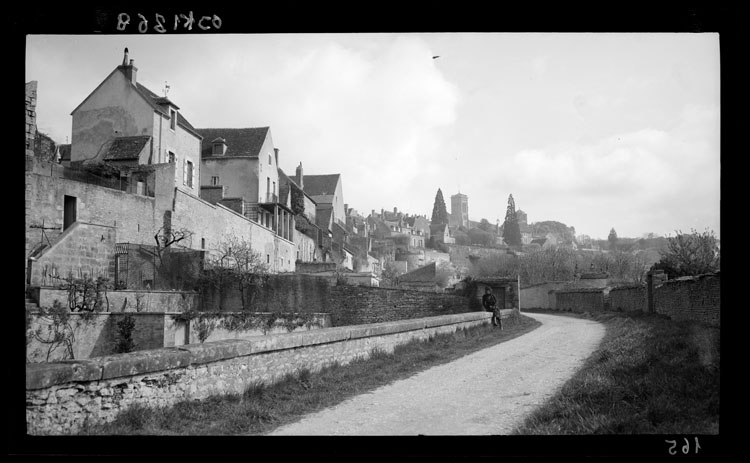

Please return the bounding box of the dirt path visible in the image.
[266,312,606,435]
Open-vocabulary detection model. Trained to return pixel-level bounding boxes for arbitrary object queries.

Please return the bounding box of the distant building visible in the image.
[450,192,469,228]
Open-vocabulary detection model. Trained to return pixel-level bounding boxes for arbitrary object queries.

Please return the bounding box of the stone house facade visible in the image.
[70,49,202,196]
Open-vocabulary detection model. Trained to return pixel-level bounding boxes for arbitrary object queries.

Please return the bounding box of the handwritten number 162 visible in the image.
[666,437,701,455]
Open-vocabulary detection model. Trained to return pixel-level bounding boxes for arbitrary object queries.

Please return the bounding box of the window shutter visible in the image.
[191,161,197,189]
[182,159,187,185]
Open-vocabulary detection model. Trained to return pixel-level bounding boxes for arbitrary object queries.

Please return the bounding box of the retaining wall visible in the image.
[32,287,199,313]
[554,289,606,312]
[201,274,471,326]
[608,285,647,312]
[26,310,506,435]
[654,273,720,326]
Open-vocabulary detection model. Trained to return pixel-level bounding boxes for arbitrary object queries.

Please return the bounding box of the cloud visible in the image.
[467,103,719,237]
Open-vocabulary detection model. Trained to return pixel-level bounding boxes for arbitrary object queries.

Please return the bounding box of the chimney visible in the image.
[394,207,398,214]
[371,209,375,217]
[296,162,304,188]
[120,48,137,85]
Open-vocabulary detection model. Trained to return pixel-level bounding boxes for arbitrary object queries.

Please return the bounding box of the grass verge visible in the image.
[81,313,541,435]
[514,309,720,434]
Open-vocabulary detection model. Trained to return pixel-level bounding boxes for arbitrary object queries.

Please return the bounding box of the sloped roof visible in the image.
[302,174,341,196]
[316,205,333,231]
[134,82,198,135]
[195,127,269,158]
[399,262,437,282]
[103,136,151,160]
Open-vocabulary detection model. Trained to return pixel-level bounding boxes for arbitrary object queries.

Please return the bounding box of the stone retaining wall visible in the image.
[26,310,507,435]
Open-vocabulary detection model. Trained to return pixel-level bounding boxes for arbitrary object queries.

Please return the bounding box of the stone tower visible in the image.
[450,192,469,228]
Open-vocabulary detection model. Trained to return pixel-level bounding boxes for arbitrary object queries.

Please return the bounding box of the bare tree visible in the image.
[215,236,270,311]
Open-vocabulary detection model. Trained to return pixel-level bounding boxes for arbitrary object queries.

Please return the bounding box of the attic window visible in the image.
[170,109,177,130]
[268,154,272,165]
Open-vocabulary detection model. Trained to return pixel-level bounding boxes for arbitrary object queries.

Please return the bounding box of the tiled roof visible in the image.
[316,205,333,231]
[134,82,198,135]
[311,194,335,204]
[302,174,341,197]
[399,262,437,282]
[195,127,270,158]
[58,144,71,161]
[103,136,151,160]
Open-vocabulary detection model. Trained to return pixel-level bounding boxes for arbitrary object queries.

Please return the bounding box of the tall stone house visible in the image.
[195,127,295,247]
[70,48,202,196]
[25,49,297,290]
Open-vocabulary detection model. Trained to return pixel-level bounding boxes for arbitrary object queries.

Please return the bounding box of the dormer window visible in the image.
[170,109,177,131]
[212,137,227,156]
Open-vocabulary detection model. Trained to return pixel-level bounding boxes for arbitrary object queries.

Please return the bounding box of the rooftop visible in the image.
[103,136,151,161]
[196,127,270,158]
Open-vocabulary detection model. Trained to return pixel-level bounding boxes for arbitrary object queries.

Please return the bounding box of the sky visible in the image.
[25,33,720,240]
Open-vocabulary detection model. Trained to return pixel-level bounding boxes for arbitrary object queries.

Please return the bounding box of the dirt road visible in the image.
[267,312,606,435]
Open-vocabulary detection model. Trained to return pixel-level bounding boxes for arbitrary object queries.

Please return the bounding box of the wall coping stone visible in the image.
[26,360,102,389]
[26,311,493,390]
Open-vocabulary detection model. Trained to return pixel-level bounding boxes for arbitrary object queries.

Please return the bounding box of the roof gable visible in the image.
[70,67,200,139]
[196,127,270,158]
[302,174,341,197]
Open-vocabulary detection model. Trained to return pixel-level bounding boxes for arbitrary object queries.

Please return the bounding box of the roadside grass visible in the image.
[81,313,541,435]
[514,309,720,434]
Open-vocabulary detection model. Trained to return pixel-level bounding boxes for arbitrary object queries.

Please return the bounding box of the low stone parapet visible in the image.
[27,311,503,434]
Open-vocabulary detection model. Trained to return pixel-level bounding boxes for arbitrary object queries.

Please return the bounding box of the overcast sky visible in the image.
[25,33,720,239]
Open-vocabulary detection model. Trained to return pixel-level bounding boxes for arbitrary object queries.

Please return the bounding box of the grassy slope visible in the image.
[514,310,720,434]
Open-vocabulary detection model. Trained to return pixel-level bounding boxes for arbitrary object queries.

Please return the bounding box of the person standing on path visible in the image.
[482,287,502,329]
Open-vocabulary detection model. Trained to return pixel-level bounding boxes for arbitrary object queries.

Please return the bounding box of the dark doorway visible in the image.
[496,287,506,310]
[63,195,77,230]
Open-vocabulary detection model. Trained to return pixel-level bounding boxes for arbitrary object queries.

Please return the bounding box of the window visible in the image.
[201,238,205,249]
[170,109,177,130]
[168,151,175,163]
[185,160,194,188]
[267,254,270,264]
[268,154,272,165]
[211,176,220,186]
[63,195,77,231]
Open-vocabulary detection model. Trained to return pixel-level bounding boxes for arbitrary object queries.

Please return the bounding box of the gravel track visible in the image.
[267,312,605,435]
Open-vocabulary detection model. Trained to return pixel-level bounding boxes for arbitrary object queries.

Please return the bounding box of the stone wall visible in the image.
[26,310,330,362]
[554,289,606,312]
[608,285,647,312]
[26,312,177,363]
[29,222,117,286]
[25,81,37,157]
[327,286,470,327]
[654,273,720,326]
[200,274,471,327]
[176,313,332,345]
[33,287,199,313]
[520,282,569,309]
[26,311,502,435]
[171,190,296,273]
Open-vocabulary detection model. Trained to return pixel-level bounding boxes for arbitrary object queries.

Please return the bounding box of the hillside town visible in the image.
[24,46,721,439]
